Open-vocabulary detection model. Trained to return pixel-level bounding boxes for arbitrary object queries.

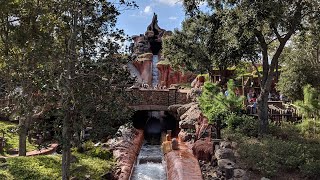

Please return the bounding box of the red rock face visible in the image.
[133,60,152,85]
[132,60,196,87]
[157,64,196,87]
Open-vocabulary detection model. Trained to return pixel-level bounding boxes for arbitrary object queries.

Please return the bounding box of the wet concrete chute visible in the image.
[130,144,166,180]
[130,110,178,180]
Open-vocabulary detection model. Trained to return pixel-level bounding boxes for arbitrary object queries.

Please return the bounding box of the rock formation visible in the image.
[168,102,249,180]
[107,124,144,180]
[129,13,196,86]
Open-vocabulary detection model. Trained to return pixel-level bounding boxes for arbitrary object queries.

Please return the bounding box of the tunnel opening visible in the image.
[131,110,179,144]
[150,40,162,55]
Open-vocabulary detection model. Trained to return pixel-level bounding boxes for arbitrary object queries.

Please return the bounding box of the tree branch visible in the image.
[254,29,269,87]
[251,60,262,89]
[271,24,283,43]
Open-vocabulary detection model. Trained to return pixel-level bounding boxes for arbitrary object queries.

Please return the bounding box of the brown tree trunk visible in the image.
[18,118,27,156]
[62,114,72,180]
[219,67,227,85]
[257,90,269,135]
[208,67,214,83]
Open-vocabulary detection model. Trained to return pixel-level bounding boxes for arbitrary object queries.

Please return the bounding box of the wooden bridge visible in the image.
[126,86,192,111]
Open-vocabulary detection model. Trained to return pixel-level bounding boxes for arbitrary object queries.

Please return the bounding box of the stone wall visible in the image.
[127,87,192,110]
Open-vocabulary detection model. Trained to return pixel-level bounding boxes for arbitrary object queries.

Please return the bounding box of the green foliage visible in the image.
[182,0,320,134]
[6,155,61,180]
[0,170,14,180]
[225,121,320,178]
[86,148,112,160]
[162,12,248,79]
[0,121,37,156]
[277,27,320,101]
[71,153,114,179]
[1,153,114,180]
[300,160,320,178]
[294,85,320,120]
[226,114,259,137]
[81,141,95,151]
[238,136,320,178]
[296,120,320,138]
[293,85,320,138]
[199,80,244,124]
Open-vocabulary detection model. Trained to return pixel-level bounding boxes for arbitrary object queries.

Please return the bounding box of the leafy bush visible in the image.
[269,122,301,140]
[226,114,259,137]
[71,152,114,179]
[199,80,244,124]
[296,119,320,138]
[81,141,95,151]
[0,121,37,156]
[7,155,61,180]
[238,136,320,178]
[1,153,115,179]
[0,169,14,180]
[300,159,320,178]
[86,147,113,160]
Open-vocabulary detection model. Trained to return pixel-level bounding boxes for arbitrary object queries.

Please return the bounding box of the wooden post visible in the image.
[0,137,3,153]
[216,119,221,139]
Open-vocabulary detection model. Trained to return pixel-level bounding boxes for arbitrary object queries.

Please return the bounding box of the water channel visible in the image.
[130,110,176,180]
[130,144,166,180]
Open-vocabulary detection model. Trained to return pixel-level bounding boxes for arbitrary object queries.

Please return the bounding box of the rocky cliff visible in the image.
[157,63,196,87]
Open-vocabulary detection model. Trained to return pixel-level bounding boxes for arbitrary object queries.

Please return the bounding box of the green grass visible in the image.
[1,152,114,180]
[0,121,38,156]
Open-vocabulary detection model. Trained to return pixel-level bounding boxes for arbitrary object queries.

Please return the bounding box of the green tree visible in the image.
[48,1,136,179]
[199,79,244,138]
[0,1,136,179]
[183,0,320,134]
[0,0,60,156]
[294,85,320,136]
[295,85,320,121]
[277,29,320,101]
[162,12,255,83]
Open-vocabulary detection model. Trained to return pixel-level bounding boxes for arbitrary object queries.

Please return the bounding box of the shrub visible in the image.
[199,80,244,124]
[238,136,320,178]
[236,116,259,137]
[296,119,320,138]
[86,147,112,160]
[225,114,259,137]
[300,159,320,178]
[81,141,95,151]
[71,152,114,179]
[0,169,14,180]
[2,153,115,179]
[269,122,301,140]
[7,156,61,180]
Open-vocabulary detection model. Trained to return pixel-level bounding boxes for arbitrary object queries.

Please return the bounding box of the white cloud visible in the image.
[168,16,178,20]
[156,0,182,6]
[144,6,153,14]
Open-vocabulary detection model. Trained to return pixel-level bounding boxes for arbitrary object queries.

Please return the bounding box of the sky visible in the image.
[116,0,186,37]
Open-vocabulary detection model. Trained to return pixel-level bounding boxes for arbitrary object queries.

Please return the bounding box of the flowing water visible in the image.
[130,144,167,180]
[152,55,159,87]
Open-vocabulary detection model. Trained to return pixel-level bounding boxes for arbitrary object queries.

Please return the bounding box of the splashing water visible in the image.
[130,144,166,180]
[152,55,159,88]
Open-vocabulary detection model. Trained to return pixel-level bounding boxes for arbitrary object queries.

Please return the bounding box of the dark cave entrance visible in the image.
[131,110,178,144]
